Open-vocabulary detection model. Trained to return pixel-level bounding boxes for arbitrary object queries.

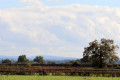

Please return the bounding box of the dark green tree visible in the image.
[33,56,45,64]
[17,55,29,63]
[2,59,11,64]
[72,61,79,66]
[80,55,92,63]
[83,38,119,68]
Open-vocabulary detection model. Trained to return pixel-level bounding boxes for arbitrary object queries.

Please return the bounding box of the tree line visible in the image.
[1,55,45,64]
[0,38,120,68]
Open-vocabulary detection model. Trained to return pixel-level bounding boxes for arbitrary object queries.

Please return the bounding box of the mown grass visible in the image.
[0,75,120,80]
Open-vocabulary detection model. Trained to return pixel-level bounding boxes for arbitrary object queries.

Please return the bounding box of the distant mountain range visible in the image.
[0,55,120,64]
[0,55,78,63]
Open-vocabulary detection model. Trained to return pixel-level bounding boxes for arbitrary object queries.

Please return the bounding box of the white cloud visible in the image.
[0,1,120,58]
[21,0,44,6]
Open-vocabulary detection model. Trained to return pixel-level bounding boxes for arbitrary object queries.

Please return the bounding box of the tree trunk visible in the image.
[99,53,103,68]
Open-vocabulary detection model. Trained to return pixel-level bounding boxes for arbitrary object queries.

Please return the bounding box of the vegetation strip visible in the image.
[0,76,120,80]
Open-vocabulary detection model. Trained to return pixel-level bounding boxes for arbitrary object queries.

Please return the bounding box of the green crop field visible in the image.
[0,75,120,80]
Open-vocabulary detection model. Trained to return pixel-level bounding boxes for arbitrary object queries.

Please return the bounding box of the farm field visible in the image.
[1,66,120,76]
[0,75,120,80]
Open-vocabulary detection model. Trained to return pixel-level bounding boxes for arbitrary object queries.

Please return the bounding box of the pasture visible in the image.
[0,75,120,80]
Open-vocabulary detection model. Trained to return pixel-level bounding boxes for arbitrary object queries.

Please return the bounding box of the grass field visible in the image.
[0,75,120,80]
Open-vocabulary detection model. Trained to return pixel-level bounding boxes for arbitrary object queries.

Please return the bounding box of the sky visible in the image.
[0,0,120,58]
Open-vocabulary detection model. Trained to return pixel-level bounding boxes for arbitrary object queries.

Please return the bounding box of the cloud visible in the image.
[21,0,44,6]
[0,1,120,58]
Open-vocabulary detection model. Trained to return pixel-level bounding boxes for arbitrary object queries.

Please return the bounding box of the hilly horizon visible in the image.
[0,55,78,62]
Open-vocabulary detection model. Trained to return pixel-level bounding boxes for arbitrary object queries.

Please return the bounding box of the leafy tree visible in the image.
[17,55,29,63]
[80,56,91,63]
[2,59,11,64]
[33,56,45,64]
[83,38,119,68]
[72,61,79,66]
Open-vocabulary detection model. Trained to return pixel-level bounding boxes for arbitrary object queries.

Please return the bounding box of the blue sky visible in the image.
[0,0,120,58]
[1,0,120,9]
[43,0,120,7]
